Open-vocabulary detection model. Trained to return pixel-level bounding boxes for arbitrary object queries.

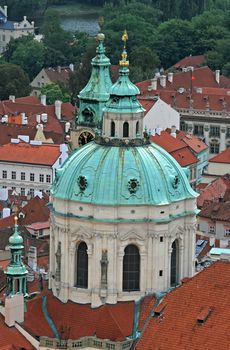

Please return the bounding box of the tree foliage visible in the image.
[0,63,31,100]
[40,83,70,104]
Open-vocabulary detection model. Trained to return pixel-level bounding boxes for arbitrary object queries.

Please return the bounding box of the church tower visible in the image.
[5,217,27,296]
[71,33,112,148]
[50,32,197,307]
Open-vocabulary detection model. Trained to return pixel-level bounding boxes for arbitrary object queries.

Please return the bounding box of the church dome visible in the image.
[51,140,196,206]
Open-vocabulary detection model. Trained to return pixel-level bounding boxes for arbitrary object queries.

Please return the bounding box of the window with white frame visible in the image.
[2,170,7,179]
[21,172,25,180]
[46,174,51,183]
[21,188,25,196]
[30,173,35,182]
[29,188,34,197]
[39,174,44,182]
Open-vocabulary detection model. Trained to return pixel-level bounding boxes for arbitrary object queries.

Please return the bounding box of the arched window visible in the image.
[136,121,139,135]
[123,244,140,291]
[123,122,129,137]
[111,121,115,137]
[171,240,179,287]
[76,242,88,288]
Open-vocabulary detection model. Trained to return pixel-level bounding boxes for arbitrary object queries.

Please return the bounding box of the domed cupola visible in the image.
[50,32,198,308]
[102,30,145,140]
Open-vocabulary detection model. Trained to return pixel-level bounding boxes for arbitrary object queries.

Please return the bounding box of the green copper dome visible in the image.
[9,222,23,247]
[51,141,197,206]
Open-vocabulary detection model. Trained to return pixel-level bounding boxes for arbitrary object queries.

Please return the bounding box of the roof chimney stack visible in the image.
[57,66,61,73]
[4,5,7,19]
[160,75,166,88]
[9,95,15,103]
[69,63,74,72]
[55,100,62,120]
[171,125,177,138]
[168,72,173,83]
[215,70,220,84]
[151,77,157,90]
[40,95,46,106]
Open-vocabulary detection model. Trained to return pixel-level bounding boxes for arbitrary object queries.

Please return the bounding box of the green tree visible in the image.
[40,83,71,105]
[130,46,160,82]
[10,38,45,80]
[0,63,30,100]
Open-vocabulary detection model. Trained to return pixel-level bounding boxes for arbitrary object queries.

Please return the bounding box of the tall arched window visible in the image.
[136,121,139,135]
[123,122,129,137]
[76,242,88,288]
[123,244,140,291]
[171,240,179,287]
[111,121,115,137]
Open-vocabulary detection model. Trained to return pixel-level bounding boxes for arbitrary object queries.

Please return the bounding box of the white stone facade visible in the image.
[0,7,34,53]
[49,197,197,307]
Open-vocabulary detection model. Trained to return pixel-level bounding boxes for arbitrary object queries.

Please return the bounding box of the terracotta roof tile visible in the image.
[44,67,71,84]
[0,142,62,165]
[0,314,33,349]
[209,147,230,164]
[135,261,230,350]
[197,174,230,208]
[173,55,206,69]
[199,200,230,221]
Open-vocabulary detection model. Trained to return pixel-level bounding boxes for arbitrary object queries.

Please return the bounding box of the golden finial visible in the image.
[120,30,129,67]
[14,215,18,225]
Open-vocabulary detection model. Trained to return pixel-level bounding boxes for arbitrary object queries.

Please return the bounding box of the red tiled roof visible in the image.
[135,261,230,350]
[0,314,33,349]
[137,66,230,94]
[23,292,155,342]
[173,55,206,69]
[209,147,230,164]
[199,200,230,222]
[151,131,185,153]
[26,221,50,230]
[44,67,71,84]
[197,174,230,208]
[0,194,49,228]
[151,131,197,166]
[171,147,198,167]
[0,142,62,165]
[138,295,156,332]
[167,129,208,153]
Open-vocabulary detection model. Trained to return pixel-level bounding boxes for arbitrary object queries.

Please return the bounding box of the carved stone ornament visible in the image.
[172,175,180,189]
[127,178,140,193]
[77,175,88,191]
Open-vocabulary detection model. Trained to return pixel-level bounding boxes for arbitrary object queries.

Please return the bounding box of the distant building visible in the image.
[30,65,74,97]
[0,141,68,196]
[141,98,180,133]
[207,147,230,177]
[137,66,230,157]
[0,5,34,53]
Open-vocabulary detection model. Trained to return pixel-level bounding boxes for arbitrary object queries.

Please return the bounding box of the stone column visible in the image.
[87,243,93,291]
[204,124,210,146]
[117,249,124,295]
[107,235,117,304]
[146,235,153,293]
[140,247,147,293]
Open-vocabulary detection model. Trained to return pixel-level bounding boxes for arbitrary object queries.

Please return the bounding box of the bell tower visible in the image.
[71,33,112,148]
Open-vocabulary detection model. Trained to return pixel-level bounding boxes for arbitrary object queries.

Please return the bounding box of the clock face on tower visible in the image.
[78,131,94,146]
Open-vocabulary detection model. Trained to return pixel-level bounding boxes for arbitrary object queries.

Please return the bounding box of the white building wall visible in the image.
[143,98,180,133]
[208,162,230,176]
[49,197,197,307]
[0,17,34,53]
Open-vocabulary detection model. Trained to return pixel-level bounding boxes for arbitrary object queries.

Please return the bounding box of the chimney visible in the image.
[57,66,61,73]
[23,16,27,21]
[215,70,220,84]
[55,100,62,120]
[9,95,15,103]
[40,95,46,106]
[65,121,70,133]
[151,77,157,90]
[36,114,41,123]
[160,75,166,88]
[5,294,24,327]
[4,5,7,18]
[156,127,162,135]
[168,72,173,83]
[171,125,177,138]
[69,63,74,72]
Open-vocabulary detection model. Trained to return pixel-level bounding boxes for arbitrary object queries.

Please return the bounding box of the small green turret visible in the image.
[5,216,27,296]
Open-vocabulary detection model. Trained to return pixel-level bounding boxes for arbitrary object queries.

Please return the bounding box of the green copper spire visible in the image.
[77,33,113,129]
[104,31,144,114]
[5,216,27,296]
